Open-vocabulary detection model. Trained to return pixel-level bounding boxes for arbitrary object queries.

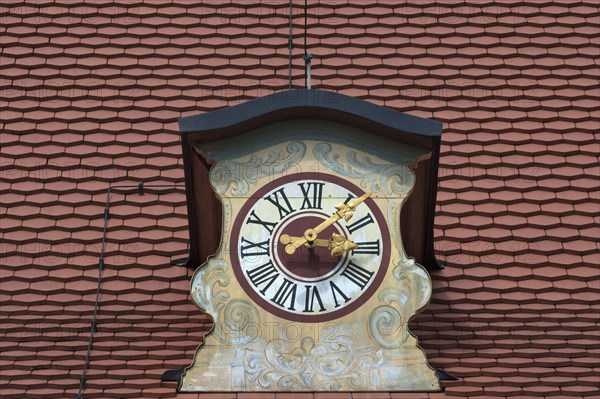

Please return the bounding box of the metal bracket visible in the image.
[161,369,184,382]
[171,257,190,267]
[436,368,458,381]
[303,53,313,89]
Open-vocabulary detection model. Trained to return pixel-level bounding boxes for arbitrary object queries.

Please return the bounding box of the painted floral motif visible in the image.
[245,336,382,390]
[210,141,306,195]
[191,259,261,346]
[313,142,414,197]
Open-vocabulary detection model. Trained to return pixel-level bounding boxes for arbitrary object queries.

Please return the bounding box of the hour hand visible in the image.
[280,234,328,248]
[280,233,358,257]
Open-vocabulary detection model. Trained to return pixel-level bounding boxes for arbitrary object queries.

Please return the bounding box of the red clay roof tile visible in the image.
[2,1,599,398]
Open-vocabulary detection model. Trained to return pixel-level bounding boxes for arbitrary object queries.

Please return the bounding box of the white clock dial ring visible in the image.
[230,173,391,323]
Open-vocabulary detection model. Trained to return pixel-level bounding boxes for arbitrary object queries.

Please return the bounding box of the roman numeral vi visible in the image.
[271,278,297,310]
[303,285,326,312]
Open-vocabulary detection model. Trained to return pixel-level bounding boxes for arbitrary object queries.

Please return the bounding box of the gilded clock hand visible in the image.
[329,233,359,256]
[280,234,329,248]
[280,233,358,257]
[284,192,372,255]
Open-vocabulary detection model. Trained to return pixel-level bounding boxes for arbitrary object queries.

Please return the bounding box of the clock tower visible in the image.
[178,89,443,392]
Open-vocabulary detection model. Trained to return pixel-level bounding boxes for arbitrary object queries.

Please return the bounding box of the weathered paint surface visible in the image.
[181,122,440,391]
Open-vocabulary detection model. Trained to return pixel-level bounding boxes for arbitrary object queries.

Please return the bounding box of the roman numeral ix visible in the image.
[240,237,269,258]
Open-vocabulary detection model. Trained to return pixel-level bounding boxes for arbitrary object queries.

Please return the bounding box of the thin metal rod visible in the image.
[109,183,185,191]
[304,0,308,52]
[303,0,312,89]
[288,0,293,89]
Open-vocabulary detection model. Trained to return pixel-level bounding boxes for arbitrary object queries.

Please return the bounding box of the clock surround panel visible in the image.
[178,89,443,392]
[230,172,391,323]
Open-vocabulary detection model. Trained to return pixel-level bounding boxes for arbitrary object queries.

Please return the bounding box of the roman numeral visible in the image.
[341,261,374,290]
[246,261,279,294]
[271,278,297,310]
[303,285,326,313]
[299,182,325,210]
[329,281,351,308]
[246,210,277,234]
[346,213,374,234]
[264,188,295,219]
[352,240,380,255]
[240,237,269,258]
[344,193,354,204]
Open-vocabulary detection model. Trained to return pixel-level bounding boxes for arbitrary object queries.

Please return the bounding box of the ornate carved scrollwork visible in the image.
[245,336,381,390]
[313,142,414,197]
[210,142,306,195]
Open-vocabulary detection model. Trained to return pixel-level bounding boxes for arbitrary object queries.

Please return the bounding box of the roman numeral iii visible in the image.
[352,240,380,255]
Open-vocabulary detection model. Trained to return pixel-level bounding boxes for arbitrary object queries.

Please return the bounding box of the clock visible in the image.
[178,89,443,392]
[231,173,391,322]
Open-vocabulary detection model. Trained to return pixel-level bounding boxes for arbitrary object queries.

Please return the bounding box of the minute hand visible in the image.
[284,192,372,254]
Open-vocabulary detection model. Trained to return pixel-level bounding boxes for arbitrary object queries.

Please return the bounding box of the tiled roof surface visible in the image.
[1,0,599,398]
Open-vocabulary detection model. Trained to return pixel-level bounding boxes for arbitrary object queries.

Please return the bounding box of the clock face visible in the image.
[230,173,390,322]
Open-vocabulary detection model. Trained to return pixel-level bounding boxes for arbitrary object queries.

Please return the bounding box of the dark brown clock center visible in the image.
[272,213,347,282]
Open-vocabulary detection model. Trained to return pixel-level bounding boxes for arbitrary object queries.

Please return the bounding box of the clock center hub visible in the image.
[272,212,347,282]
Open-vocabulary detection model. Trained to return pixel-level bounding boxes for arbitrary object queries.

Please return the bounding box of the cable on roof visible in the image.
[75,183,185,399]
[75,186,112,399]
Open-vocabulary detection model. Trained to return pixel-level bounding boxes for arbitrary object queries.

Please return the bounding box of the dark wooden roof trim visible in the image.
[179,89,442,141]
